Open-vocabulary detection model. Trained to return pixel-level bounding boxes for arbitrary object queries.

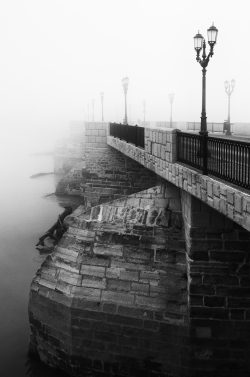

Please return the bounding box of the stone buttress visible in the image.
[29,183,189,376]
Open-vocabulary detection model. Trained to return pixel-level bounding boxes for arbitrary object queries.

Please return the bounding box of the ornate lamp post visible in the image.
[194,24,218,174]
[224,79,235,135]
[100,92,104,122]
[169,92,175,127]
[122,77,129,124]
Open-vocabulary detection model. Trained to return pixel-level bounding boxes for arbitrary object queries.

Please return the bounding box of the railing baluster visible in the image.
[176,131,250,189]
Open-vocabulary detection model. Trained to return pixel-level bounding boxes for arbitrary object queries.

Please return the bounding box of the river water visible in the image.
[0,148,75,377]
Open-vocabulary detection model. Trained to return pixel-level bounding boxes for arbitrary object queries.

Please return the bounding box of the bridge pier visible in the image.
[182,191,250,376]
[29,122,250,376]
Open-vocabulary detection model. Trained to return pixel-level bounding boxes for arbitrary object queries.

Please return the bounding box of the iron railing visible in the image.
[177,131,250,189]
[109,123,145,149]
[207,137,250,188]
[177,132,203,171]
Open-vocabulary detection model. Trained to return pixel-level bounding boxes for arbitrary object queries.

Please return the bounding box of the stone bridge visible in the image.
[29,122,250,377]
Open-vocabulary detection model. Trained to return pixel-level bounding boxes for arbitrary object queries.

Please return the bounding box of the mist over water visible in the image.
[0,143,64,376]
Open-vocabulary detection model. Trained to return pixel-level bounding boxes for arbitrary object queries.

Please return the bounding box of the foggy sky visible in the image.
[0,0,249,152]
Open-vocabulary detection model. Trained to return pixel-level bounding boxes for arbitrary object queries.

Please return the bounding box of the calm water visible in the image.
[0,148,71,377]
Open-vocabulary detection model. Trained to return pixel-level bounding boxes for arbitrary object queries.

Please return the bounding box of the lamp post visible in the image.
[143,100,146,125]
[169,93,175,127]
[100,92,104,122]
[122,77,129,124]
[224,79,235,135]
[194,24,218,174]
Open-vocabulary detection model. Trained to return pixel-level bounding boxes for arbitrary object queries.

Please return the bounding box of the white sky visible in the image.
[0,0,249,151]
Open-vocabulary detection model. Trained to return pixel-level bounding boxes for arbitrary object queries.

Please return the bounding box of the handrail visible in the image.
[109,123,145,149]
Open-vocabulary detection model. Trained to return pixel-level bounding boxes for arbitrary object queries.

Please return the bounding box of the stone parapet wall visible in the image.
[145,128,177,163]
[85,121,108,149]
[107,130,250,232]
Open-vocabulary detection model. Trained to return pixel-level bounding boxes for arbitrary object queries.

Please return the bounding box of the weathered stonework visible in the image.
[107,128,250,232]
[30,123,250,376]
[182,191,250,376]
[29,183,189,376]
[56,123,158,207]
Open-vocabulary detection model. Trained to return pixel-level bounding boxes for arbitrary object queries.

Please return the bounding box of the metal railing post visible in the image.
[202,133,208,175]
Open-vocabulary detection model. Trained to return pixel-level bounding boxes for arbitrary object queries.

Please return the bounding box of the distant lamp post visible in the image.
[169,93,175,127]
[122,77,129,124]
[100,92,104,122]
[92,99,95,122]
[224,79,235,135]
[87,103,90,122]
[143,100,146,125]
[194,23,218,174]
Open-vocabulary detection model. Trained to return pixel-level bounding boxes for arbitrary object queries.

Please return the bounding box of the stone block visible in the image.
[235,194,242,213]
[120,271,139,281]
[219,198,227,214]
[58,270,82,286]
[101,291,134,305]
[106,267,124,279]
[81,278,106,289]
[140,271,160,280]
[227,204,234,220]
[213,183,220,197]
[135,295,166,310]
[72,286,102,301]
[227,190,234,205]
[162,132,167,144]
[107,279,131,292]
[131,282,149,295]
[207,181,213,197]
[204,296,226,307]
[93,243,123,257]
[195,327,212,338]
[80,265,106,278]
[190,306,228,319]
[102,303,117,313]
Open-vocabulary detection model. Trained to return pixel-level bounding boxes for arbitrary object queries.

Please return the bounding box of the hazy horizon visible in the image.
[1,0,250,153]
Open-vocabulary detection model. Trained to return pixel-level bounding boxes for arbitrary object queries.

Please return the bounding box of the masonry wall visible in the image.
[56,123,158,208]
[181,191,250,377]
[29,182,190,377]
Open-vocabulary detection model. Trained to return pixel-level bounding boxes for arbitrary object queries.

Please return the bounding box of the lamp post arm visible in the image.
[197,42,215,68]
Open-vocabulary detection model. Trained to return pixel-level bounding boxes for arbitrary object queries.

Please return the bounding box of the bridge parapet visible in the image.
[145,127,177,163]
[108,126,250,232]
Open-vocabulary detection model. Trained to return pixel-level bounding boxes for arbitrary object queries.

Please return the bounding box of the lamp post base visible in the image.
[223,121,231,136]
